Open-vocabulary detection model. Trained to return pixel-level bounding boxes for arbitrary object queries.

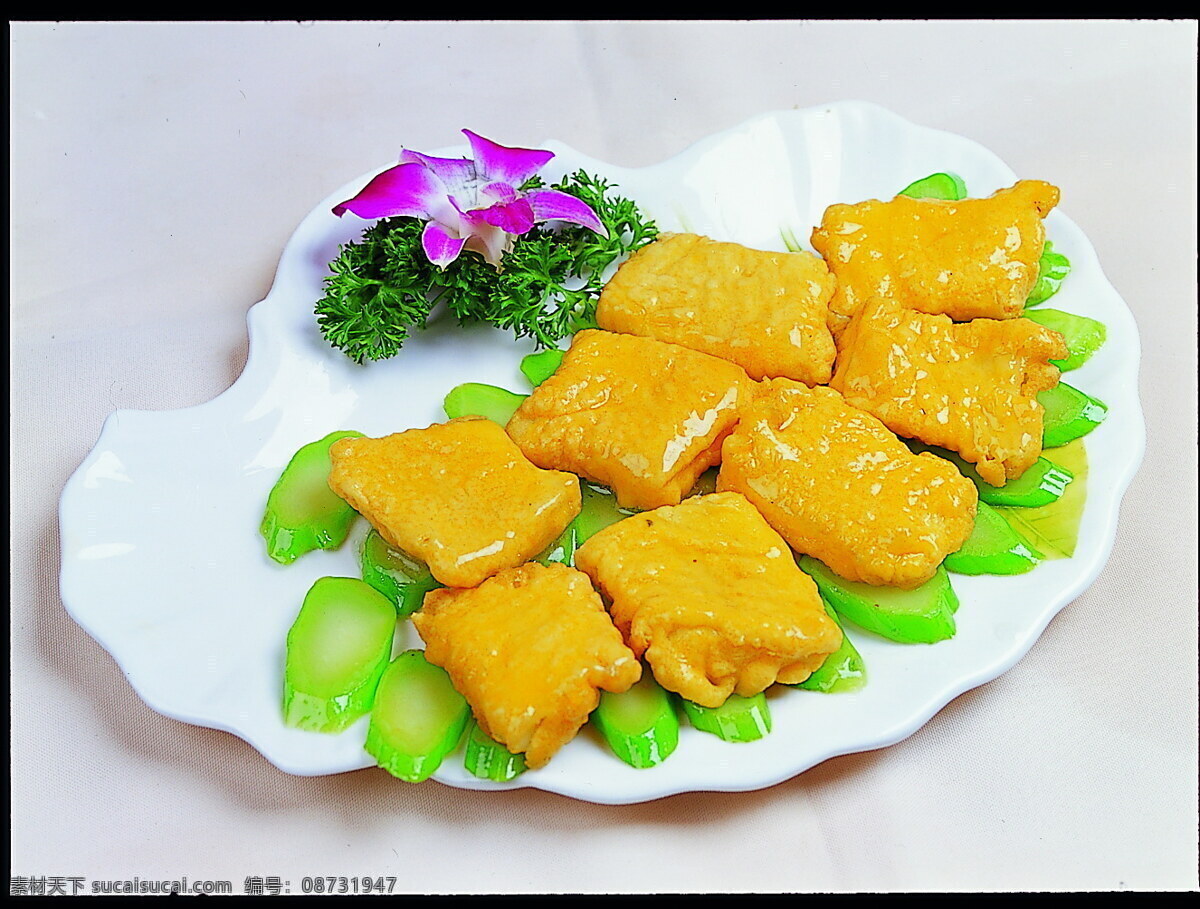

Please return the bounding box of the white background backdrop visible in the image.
[10,20,1197,893]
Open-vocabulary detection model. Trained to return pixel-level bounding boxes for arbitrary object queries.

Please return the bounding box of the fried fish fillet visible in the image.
[717,380,978,589]
[595,232,838,384]
[829,296,1068,487]
[412,562,640,769]
[328,417,580,588]
[505,329,751,511]
[574,492,842,707]
[811,179,1060,333]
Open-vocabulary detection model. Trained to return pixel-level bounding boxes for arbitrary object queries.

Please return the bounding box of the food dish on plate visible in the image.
[595,232,838,384]
[574,491,842,707]
[413,562,640,769]
[57,104,1144,804]
[279,151,1110,780]
[505,329,750,510]
[298,154,1089,779]
[830,296,1069,487]
[327,417,580,588]
[717,379,978,588]
[812,179,1060,333]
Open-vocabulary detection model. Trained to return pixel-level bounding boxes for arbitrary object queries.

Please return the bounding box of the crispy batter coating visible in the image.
[574,492,841,708]
[830,296,1067,487]
[412,562,640,769]
[811,180,1060,333]
[505,329,751,511]
[328,418,580,589]
[717,380,977,589]
[595,232,838,384]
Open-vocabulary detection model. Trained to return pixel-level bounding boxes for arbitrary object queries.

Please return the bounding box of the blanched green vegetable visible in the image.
[573,482,637,544]
[907,440,1068,507]
[975,457,1074,508]
[944,502,1041,576]
[359,529,441,618]
[1024,308,1107,372]
[996,440,1089,560]
[520,348,566,387]
[534,521,578,567]
[1026,241,1072,307]
[463,720,527,782]
[261,430,363,564]
[283,576,397,732]
[1040,382,1108,448]
[682,693,772,742]
[687,467,719,498]
[442,382,527,425]
[976,458,1074,508]
[793,601,866,693]
[799,555,958,644]
[898,172,968,201]
[909,441,1073,508]
[592,672,680,768]
[365,650,471,783]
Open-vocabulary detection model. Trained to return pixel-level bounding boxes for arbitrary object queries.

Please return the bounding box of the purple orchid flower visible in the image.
[332,129,607,269]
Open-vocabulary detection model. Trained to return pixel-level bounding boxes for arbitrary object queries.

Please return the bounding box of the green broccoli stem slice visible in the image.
[283,576,397,733]
[572,482,638,544]
[977,458,1074,508]
[463,720,527,782]
[1024,308,1107,372]
[534,521,578,567]
[682,692,772,742]
[907,440,1074,509]
[1040,383,1108,448]
[799,556,958,644]
[366,650,471,783]
[359,529,442,618]
[898,172,968,201]
[793,600,866,693]
[260,430,364,564]
[520,348,566,387]
[442,383,528,426]
[994,439,1089,561]
[944,501,1041,576]
[592,672,680,767]
[1026,241,1072,307]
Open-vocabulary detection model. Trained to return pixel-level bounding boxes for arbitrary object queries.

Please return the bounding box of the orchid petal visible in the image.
[463,129,554,186]
[481,181,519,205]
[421,221,467,269]
[473,197,536,235]
[526,188,608,236]
[331,162,446,220]
[450,208,512,267]
[464,225,514,268]
[400,149,478,198]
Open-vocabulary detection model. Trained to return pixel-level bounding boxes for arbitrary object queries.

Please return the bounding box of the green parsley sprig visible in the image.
[315,170,658,364]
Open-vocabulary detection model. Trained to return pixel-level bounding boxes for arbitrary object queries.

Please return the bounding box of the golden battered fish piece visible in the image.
[575,492,841,708]
[505,329,751,511]
[595,232,838,384]
[717,380,977,589]
[328,417,580,589]
[811,180,1060,333]
[412,562,640,769]
[830,296,1068,487]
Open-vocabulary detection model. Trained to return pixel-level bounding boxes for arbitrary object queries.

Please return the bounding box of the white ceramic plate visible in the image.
[59,102,1144,805]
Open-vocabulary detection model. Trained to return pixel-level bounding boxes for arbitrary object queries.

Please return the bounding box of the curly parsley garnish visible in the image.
[315,170,658,364]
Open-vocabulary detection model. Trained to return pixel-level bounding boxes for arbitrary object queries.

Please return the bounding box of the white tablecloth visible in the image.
[11,19,1197,894]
